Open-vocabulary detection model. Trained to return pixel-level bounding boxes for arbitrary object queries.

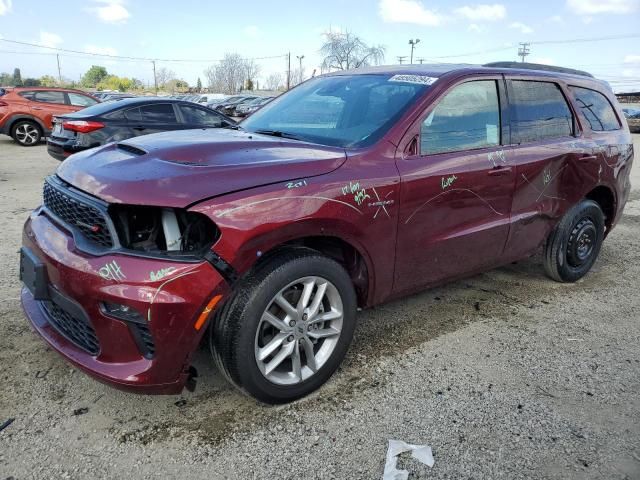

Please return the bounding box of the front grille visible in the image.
[43,179,114,248]
[41,300,100,355]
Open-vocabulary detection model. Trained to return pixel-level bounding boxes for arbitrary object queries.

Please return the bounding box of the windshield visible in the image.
[242,74,430,148]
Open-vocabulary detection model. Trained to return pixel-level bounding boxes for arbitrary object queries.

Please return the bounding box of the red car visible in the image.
[20,63,633,403]
[0,87,98,146]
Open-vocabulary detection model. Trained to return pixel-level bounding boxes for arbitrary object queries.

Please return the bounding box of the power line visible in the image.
[0,38,287,63]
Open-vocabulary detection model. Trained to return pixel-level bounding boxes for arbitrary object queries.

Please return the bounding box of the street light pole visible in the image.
[296,55,305,84]
[408,39,420,64]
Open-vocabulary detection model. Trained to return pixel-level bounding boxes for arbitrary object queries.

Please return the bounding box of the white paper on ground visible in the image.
[382,439,435,480]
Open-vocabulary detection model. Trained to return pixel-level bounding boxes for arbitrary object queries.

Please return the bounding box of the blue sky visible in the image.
[0,0,639,91]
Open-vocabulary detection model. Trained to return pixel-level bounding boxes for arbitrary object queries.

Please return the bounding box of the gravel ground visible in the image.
[0,135,639,479]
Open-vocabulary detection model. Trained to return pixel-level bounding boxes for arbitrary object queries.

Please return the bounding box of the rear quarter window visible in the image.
[509,80,574,144]
[569,86,621,131]
[33,90,66,105]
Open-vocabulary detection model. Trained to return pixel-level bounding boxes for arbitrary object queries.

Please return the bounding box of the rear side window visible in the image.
[570,86,620,131]
[421,80,500,155]
[125,107,142,122]
[509,81,574,143]
[68,92,98,108]
[33,90,66,104]
[179,105,223,126]
[139,104,177,123]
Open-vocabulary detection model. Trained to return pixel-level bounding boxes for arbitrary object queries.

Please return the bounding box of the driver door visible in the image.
[393,77,515,294]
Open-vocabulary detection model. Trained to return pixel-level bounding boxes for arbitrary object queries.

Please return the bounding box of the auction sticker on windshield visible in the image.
[389,74,438,85]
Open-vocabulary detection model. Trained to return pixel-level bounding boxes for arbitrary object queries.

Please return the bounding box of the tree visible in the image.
[23,78,41,87]
[40,75,58,87]
[81,65,108,88]
[265,72,284,91]
[155,67,175,89]
[196,77,202,92]
[97,75,134,92]
[165,79,189,93]
[12,68,23,87]
[320,31,385,71]
[0,72,12,86]
[244,59,260,91]
[204,53,246,94]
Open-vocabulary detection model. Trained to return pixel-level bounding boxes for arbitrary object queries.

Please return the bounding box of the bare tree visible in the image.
[265,72,284,91]
[204,53,246,94]
[244,59,261,91]
[320,31,385,71]
[155,67,176,89]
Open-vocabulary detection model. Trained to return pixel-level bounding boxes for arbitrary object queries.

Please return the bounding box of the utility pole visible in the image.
[416,57,426,64]
[296,55,304,84]
[56,54,62,85]
[287,52,292,90]
[152,60,158,94]
[518,42,530,62]
[397,56,407,64]
[408,39,420,64]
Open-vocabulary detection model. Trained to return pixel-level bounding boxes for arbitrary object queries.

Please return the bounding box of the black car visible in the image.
[47,98,235,161]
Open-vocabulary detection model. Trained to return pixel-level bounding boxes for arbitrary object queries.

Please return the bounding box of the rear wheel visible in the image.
[11,120,42,146]
[210,248,357,403]
[543,200,605,282]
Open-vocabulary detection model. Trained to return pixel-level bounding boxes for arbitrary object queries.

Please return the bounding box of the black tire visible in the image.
[210,247,357,404]
[11,120,42,146]
[543,200,605,282]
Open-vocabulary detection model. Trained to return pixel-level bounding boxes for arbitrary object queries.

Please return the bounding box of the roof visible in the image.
[325,62,602,84]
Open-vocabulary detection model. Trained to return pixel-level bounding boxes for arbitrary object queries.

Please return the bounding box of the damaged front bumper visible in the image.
[20,211,229,394]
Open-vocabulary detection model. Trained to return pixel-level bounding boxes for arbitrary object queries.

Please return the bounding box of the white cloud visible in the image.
[84,44,118,56]
[566,0,639,15]
[378,0,445,26]
[0,0,11,15]
[90,0,130,23]
[38,31,62,48]
[454,4,506,21]
[624,55,640,63]
[243,25,260,38]
[548,15,564,22]
[468,23,486,33]
[509,21,534,34]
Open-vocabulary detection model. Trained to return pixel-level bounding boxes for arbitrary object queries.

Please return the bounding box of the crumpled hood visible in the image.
[57,129,347,208]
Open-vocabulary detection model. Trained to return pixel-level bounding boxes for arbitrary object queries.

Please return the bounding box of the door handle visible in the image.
[132,126,146,131]
[488,166,512,176]
[32,107,44,110]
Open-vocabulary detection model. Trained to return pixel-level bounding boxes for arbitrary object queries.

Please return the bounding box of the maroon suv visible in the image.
[19,63,633,403]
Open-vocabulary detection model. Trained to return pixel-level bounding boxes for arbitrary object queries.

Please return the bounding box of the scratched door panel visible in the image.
[394,147,514,293]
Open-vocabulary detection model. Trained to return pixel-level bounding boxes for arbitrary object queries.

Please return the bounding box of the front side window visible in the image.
[420,80,500,155]
[33,90,66,104]
[242,74,429,148]
[68,92,98,107]
[569,86,620,131]
[179,105,223,126]
[139,103,177,123]
[510,80,574,143]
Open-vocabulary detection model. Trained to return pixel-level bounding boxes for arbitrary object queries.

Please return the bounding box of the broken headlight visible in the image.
[110,205,219,256]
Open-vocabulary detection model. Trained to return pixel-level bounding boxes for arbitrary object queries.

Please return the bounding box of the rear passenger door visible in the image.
[394,77,515,293]
[504,78,581,259]
[30,90,75,130]
[125,103,179,137]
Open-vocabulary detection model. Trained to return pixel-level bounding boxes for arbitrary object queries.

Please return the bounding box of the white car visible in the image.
[196,94,227,104]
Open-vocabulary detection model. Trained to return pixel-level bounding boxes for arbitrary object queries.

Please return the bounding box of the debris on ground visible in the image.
[383,439,434,480]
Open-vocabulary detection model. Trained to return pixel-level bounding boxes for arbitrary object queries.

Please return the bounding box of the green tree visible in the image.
[12,68,23,86]
[196,77,202,92]
[81,65,108,88]
[23,78,41,87]
[97,75,134,92]
[39,75,58,87]
[0,72,12,86]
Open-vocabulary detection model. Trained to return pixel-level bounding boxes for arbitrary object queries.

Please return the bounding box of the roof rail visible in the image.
[483,62,594,78]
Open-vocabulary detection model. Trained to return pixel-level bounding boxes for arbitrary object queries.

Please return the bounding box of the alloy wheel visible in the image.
[254,276,344,385]
[14,123,40,145]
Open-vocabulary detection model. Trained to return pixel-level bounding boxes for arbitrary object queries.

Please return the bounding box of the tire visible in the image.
[210,247,357,404]
[543,200,605,282]
[11,120,42,146]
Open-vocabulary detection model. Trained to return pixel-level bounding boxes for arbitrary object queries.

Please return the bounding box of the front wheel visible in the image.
[210,248,357,403]
[543,200,605,282]
[11,120,42,146]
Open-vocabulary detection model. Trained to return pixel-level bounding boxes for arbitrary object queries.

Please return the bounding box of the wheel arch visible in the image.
[6,114,47,135]
[585,185,616,233]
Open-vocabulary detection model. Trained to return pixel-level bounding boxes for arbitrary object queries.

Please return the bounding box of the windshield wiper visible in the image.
[224,124,244,130]
[253,129,303,140]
